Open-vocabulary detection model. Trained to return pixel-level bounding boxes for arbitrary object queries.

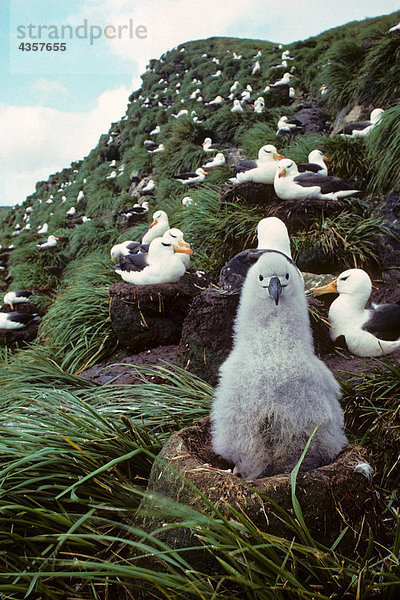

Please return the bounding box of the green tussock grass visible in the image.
[175,185,262,278]
[37,255,118,372]
[367,103,400,194]
[341,357,400,490]
[292,211,391,271]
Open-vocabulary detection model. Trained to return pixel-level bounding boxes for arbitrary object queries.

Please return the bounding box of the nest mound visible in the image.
[143,417,383,558]
[221,182,349,233]
[109,270,210,352]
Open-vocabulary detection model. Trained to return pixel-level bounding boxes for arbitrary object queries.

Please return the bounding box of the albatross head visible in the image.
[247,250,302,306]
[313,268,372,305]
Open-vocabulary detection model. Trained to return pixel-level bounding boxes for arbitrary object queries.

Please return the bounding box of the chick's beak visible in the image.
[268,276,282,305]
[313,279,338,295]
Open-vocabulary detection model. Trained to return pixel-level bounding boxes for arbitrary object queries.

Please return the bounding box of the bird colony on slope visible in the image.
[0,30,398,485]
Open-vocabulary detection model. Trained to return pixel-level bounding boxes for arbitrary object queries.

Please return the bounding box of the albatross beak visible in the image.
[274,152,285,160]
[323,155,332,162]
[278,167,286,178]
[174,244,193,255]
[149,218,157,229]
[313,279,338,295]
[268,277,282,305]
[178,237,191,248]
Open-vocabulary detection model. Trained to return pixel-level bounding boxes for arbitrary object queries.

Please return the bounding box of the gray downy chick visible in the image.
[211,250,347,480]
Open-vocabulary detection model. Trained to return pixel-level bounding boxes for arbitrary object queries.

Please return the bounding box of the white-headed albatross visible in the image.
[274,159,360,201]
[313,268,400,357]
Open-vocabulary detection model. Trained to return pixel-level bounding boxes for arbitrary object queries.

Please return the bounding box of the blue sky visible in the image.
[1,0,399,206]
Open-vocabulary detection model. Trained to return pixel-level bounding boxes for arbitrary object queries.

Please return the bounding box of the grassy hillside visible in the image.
[0,10,399,599]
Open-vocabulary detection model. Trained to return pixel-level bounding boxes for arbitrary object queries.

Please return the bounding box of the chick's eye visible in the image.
[285,273,289,280]
[259,275,264,281]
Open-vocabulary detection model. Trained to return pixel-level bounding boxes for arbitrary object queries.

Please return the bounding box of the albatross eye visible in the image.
[259,275,264,281]
[340,276,349,281]
[285,273,289,280]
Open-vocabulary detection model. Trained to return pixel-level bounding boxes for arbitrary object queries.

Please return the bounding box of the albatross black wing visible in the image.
[297,162,323,174]
[362,303,400,341]
[233,160,258,175]
[342,120,371,134]
[113,253,149,272]
[219,249,266,292]
[293,173,354,192]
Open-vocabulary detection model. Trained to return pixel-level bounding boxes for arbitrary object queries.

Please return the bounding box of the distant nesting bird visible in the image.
[205,95,224,106]
[219,217,292,292]
[0,312,41,330]
[106,170,117,180]
[36,235,59,250]
[313,268,400,357]
[147,143,165,154]
[233,144,284,178]
[253,97,265,113]
[276,115,303,139]
[339,108,384,138]
[202,138,221,152]
[274,159,360,201]
[0,261,7,271]
[150,125,161,136]
[211,250,347,479]
[141,179,156,194]
[202,153,226,170]
[230,80,240,93]
[231,99,244,113]
[172,168,207,185]
[270,72,294,87]
[3,289,35,310]
[251,61,261,75]
[114,236,192,285]
[172,109,189,118]
[66,206,76,216]
[37,223,48,235]
[77,190,85,202]
[297,150,331,176]
[182,196,195,206]
[232,145,284,185]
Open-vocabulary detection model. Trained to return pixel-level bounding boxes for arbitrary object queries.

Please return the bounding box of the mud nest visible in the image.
[143,417,383,558]
[220,182,349,233]
[109,270,210,351]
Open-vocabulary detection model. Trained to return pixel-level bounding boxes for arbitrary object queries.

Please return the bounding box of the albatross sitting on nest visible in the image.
[230,144,284,184]
[297,150,331,176]
[274,159,360,201]
[219,217,293,292]
[0,312,40,330]
[113,236,192,285]
[114,228,191,272]
[313,268,400,357]
[211,250,347,479]
[3,289,35,310]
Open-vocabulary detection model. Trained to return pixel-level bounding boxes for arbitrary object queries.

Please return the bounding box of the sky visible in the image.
[1,0,399,206]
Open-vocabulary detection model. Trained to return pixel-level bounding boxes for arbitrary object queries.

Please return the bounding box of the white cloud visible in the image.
[0,86,129,206]
[29,78,68,104]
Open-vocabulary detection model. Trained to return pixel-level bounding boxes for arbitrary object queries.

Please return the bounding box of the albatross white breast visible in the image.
[274,159,360,201]
[313,268,400,357]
